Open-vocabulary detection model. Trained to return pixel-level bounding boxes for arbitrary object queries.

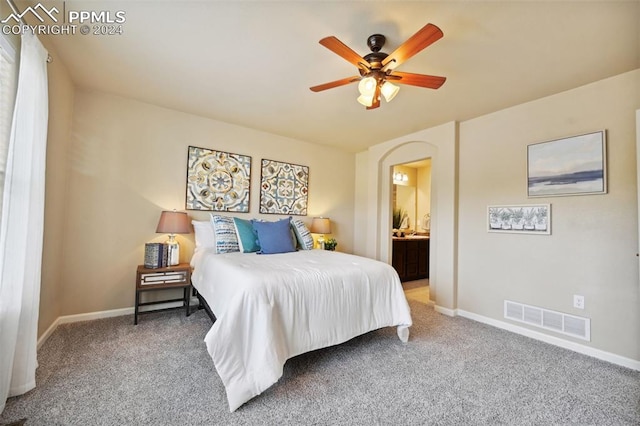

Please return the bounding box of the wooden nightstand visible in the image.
[135,263,192,325]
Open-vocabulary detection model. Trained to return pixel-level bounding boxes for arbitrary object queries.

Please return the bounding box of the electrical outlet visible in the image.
[573,295,585,310]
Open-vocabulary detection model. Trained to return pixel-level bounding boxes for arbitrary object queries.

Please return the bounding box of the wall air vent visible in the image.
[504,300,590,341]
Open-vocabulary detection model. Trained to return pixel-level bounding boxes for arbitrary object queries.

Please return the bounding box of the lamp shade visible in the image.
[156,211,191,234]
[310,217,331,234]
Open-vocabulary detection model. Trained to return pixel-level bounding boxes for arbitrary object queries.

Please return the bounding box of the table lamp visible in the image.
[156,210,191,266]
[310,217,331,250]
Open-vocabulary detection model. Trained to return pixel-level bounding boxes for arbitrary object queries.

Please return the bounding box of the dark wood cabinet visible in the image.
[392,238,429,282]
[392,241,406,278]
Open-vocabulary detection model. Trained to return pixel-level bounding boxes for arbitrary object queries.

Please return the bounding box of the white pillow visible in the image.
[192,220,215,251]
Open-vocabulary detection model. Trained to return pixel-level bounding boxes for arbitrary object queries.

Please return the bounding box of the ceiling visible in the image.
[19,1,640,153]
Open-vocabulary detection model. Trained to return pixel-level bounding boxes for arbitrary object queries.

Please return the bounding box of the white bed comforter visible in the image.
[190,249,412,412]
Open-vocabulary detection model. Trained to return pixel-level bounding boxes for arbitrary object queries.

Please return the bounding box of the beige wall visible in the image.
[38,42,74,336]
[353,151,369,257]
[56,90,354,317]
[355,69,640,362]
[458,70,640,360]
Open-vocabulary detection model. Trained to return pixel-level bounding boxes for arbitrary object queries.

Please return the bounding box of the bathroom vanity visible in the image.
[392,236,429,282]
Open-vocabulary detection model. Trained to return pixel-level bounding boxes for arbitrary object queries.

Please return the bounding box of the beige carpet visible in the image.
[2,293,639,424]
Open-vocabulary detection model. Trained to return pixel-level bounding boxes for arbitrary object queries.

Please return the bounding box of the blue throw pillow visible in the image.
[251,218,296,254]
[233,217,260,253]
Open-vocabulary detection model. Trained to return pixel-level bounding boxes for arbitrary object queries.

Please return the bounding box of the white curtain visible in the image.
[0,31,49,412]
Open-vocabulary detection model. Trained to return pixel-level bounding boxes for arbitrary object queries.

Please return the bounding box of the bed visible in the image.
[190,247,412,412]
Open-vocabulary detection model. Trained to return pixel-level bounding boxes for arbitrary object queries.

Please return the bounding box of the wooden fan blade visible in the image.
[310,76,360,92]
[319,36,371,72]
[381,23,443,70]
[366,83,381,110]
[391,72,446,89]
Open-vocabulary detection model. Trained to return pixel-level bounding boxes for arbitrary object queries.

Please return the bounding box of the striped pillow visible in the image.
[290,217,314,250]
[210,215,240,254]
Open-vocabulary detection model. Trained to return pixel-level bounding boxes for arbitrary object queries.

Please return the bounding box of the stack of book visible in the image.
[144,243,169,269]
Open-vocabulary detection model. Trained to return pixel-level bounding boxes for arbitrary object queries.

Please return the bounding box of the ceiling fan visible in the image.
[310,23,446,110]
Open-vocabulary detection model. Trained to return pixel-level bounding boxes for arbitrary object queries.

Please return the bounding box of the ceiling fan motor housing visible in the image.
[367,34,386,52]
[361,34,389,75]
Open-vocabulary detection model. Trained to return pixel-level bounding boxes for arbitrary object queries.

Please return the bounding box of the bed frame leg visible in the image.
[397,326,409,343]
[195,291,217,323]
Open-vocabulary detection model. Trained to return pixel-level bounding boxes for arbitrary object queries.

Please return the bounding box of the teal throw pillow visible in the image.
[233,217,260,253]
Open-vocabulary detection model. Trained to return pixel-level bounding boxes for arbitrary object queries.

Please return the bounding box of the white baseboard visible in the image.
[38,307,133,349]
[433,305,456,317]
[38,318,60,350]
[37,298,198,350]
[455,308,640,371]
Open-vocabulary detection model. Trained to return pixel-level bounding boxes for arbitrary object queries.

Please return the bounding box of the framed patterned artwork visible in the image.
[488,204,551,235]
[260,159,309,215]
[185,146,251,212]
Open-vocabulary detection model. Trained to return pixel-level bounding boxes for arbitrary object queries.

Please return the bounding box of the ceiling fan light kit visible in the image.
[358,77,377,96]
[357,94,374,107]
[380,81,399,102]
[357,75,399,105]
[310,23,447,110]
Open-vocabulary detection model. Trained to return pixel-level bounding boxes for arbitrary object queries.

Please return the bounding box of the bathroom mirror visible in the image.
[392,159,432,232]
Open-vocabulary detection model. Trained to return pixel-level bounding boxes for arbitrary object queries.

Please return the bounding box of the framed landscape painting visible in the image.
[527,130,606,197]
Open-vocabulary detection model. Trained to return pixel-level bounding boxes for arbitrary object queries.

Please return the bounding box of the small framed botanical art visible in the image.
[488,204,551,235]
[527,130,606,197]
[259,159,309,215]
[185,146,251,212]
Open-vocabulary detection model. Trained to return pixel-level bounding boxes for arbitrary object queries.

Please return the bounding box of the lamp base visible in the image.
[317,235,325,250]
[166,236,180,266]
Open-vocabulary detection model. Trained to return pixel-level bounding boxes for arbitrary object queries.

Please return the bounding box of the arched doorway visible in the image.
[360,122,458,314]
